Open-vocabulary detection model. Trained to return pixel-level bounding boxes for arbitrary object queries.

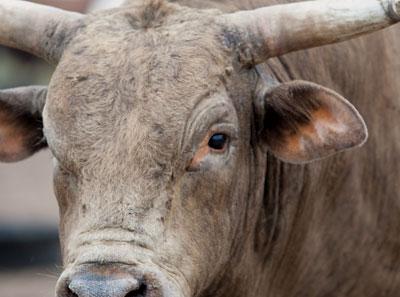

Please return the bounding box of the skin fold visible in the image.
[0,1,399,297]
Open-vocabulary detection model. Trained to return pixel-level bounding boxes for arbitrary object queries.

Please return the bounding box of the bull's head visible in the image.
[1,0,399,297]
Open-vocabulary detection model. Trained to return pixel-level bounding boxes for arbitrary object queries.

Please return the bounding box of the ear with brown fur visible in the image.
[0,86,48,162]
[257,80,368,164]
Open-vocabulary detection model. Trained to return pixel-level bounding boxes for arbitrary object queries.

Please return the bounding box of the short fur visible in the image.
[1,1,400,297]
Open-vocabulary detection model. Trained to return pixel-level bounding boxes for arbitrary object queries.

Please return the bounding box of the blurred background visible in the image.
[0,1,124,296]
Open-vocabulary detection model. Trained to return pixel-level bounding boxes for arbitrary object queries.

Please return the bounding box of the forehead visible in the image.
[44,2,233,175]
[54,1,228,100]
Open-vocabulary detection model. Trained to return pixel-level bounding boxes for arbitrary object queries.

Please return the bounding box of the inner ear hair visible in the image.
[0,86,48,162]
[256,79,368,164]
[263,81,324,142]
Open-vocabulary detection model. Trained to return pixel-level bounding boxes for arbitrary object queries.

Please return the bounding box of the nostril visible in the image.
[62,286,78,297]
[125,283,147,297]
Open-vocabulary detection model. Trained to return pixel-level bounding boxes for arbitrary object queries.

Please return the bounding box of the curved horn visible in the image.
[224,0,400,65]
[0,0,83,65]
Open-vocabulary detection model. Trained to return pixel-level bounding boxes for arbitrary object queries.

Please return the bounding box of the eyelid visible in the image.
[187,124,237,171]
[209,123,238,141]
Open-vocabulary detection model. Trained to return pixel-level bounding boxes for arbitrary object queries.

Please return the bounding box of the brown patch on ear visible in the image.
[0,102,46,162]
[313,107,338,125]
[261,80,367,164]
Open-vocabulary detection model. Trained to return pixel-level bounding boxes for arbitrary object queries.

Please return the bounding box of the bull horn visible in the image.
[224,0,400,65]
[0,0,83,65]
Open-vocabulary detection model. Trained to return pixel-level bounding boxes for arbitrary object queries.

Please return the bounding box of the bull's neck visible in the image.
[239,152,312,297]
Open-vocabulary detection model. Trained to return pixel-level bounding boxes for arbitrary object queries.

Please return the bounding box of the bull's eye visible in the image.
[208,133,228,151]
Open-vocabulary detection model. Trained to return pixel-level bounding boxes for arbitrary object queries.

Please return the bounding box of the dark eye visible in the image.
[208,134,228,151]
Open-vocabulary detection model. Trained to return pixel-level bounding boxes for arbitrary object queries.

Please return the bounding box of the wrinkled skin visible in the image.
[45,2,261,297]
[1,0,400,297]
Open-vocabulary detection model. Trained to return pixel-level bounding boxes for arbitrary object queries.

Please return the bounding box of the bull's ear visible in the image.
[0,86,48,162]
[258,80,368,164]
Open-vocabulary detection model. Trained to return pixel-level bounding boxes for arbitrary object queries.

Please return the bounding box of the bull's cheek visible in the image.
[169,170,244,289]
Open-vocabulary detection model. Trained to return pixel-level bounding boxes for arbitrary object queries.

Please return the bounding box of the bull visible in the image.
[1,0,400,296]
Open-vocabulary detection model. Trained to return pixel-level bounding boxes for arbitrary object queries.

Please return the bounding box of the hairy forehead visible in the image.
[43,2,233,176]
[48,0,230,113]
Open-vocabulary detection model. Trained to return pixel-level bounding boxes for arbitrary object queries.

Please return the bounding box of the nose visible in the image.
[57,269,149,297]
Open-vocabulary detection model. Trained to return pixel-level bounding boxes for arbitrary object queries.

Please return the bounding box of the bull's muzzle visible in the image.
[56,264,158,297]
